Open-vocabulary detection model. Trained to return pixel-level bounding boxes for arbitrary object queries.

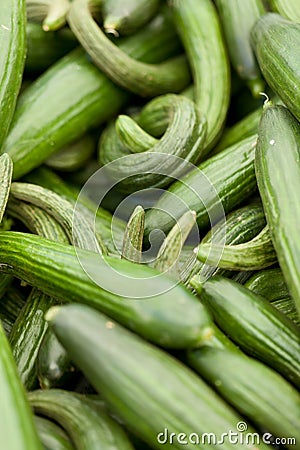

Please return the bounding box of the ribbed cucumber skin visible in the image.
[199,276,300,388]
[145,134,257,236]
[245,268,290,302]
[0,323,43,449]
[29,390,134,450]
[171,0,230,151]
[46,304,268,450]
[0,0,26,148]
[2,11,182,179]
[269,0,300,24]
[0,231,212,349]
[251,14,300,122]
[188,347,300,447]
[255,104,300,316]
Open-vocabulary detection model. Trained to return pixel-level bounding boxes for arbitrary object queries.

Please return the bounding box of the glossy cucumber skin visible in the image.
[255,104,300,316]
[25,22,77,74]
[145,134,258,236]
[0,231,212,349]
[198,276,300,388]
[2,11,183,179]
[251,14,300,122]
[245,268,290,302]
[188,347,300,447]
[0,323,43,449]
[46,304,268,450]
[171,0,230,151]
[0,0,26,148]
[29,389,134,450]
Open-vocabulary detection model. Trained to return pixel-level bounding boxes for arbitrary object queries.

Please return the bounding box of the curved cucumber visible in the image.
[269,0,300,23]
[67,0,191,97]
[0,0,26,148]
[0,231,212,349]
[3,9,183,179]
[255,103,300,316]
[46,303,268,450]
[192,275,300,388]
[171,0,230,151]
[0,322,43,449]
[214,0,265,96]
[34,416,74,450]
[99,94,207,192]
[29,389,134,450]
[251,14,300,122]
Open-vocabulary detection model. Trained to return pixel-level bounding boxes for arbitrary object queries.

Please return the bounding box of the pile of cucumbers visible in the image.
[0,0,299,449]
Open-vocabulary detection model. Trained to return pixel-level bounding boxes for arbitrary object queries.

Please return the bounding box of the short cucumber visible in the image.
[145,134,258,236]
[25,22,77,74]
[0,0,26,148]
[191,275,300,388]
[102,0,159,35]
[34,416,74,450]
[187,347,300,446]
[29,389,134,450]
[170,0,230,151]
[251,14,300,122]
[0,231,212,349]
[255,103,300,316]
[2,9,183,179]
[245,268,290,302]
[46,303,268,450]
[0,322,43,449]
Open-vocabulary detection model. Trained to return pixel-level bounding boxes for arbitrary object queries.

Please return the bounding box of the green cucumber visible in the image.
[99,94,207,191]
[26,0,70,31]
[34,416,74,450]
[214,0,265,96]
[46,134,95,172]
[0,0,26,149]
[245,268,290,301]
[212,107,262,155]
[196,225,277,271]
[0,322,43,449]
[2,9,183,179]
[245,269,299,326]
[0,154,13,224]
[188,347,300,446]
[37,329,76,389]
[29,389,134,450]
[67,0,191,97]
[0,286,25,335]
[269,0,300,23]
[170,0,230,151]
[103,0,159,35]
[191,275,300,388]
[255,103,300,316]
[9,289,57,390]
[0,231,212,349]
[181,203,266,284]
[25,22,77,74]
[251,14,300,122]
[46,303,268,450]
[145,134,258,236]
